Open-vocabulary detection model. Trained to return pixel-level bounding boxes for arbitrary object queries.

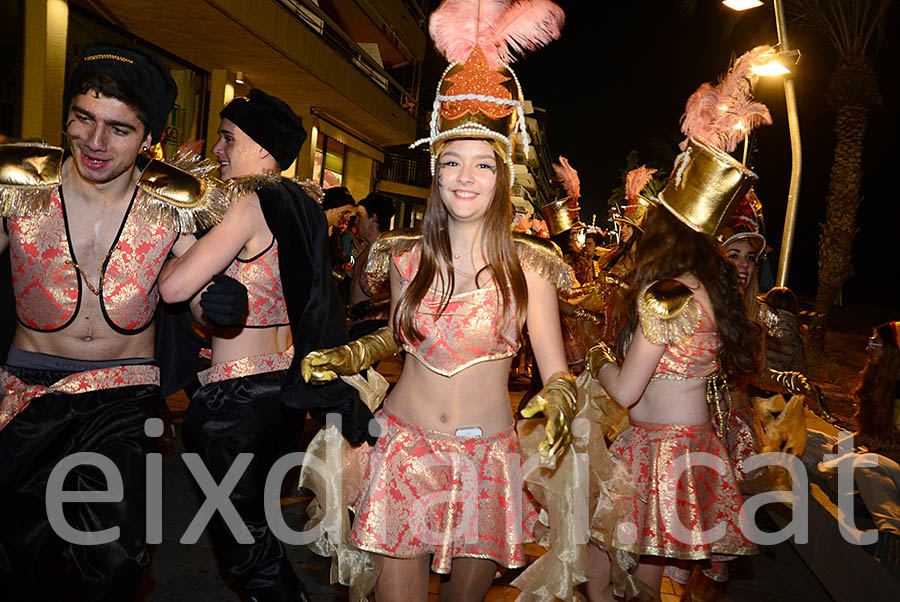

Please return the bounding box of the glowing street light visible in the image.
[722,0,763,10]
[723,0,802,287]
[750,60,790,76]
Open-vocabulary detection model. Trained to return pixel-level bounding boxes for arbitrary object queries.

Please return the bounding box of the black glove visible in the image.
[200,274,248,326]
[308,395,379,447]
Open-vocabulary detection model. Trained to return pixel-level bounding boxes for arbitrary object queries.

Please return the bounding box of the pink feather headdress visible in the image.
[429,0,565,69]
[680,45,773,153]
[413,0,565,187]
[624,165,657,202]
[552,156,580,200]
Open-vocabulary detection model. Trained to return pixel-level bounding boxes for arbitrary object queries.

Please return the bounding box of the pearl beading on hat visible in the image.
[409,62,530,188]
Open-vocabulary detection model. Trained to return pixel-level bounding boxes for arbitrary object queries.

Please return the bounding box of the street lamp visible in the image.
[722,0,763,10]
[723,0,802,288]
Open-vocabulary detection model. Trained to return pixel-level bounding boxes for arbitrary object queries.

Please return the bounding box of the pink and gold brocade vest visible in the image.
[394,244,520,377]
[7,187,177,332]
[223,237,289,327]
[650,301,719,380]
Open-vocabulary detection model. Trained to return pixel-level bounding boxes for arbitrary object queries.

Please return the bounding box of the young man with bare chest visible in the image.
[0,42,225,601]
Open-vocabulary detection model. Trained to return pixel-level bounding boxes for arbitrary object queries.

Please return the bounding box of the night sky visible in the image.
[498,0,899,307]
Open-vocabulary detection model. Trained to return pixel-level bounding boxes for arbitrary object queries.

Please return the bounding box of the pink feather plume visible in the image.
[624,166,657,202]
[553,156,580,200]
[429,0,564,68]
[679,45,773,152]
[486,0,565,68]
[429,0,508,64]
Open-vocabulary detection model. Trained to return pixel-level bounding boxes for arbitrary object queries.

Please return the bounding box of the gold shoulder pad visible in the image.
[135,154,228,233]
[638,279,702,345]
[0,143,63,217]
[365,228,421,283]
[513,232,574,291]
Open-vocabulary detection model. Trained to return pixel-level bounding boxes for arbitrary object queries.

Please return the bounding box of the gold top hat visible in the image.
[540,196,582,237]
[658,137,757,236]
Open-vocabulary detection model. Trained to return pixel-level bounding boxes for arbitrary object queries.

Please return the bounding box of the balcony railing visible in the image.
[277,0,418,114]
[378,152,432,188]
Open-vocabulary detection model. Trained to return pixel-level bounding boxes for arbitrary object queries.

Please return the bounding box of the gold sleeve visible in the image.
[637,279,702,345]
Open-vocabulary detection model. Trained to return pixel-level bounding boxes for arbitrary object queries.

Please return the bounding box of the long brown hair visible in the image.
[616,206,759,379]
[853,330,900,439]
[394,149,528,343]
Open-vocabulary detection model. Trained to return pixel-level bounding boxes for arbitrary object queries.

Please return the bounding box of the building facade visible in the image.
[7,0,429,202]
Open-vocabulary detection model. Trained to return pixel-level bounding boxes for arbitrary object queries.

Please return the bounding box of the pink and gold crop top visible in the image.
[5,187,177,332]
[368,231,572,377]
[393,244,519,376]
[223,237,289,328]
[636,279,719,380]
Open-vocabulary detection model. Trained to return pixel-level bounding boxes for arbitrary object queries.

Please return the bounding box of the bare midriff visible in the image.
[628,378,710,426]
[13,310,156,361]
[386,354,515,436]
[210,324,293,365]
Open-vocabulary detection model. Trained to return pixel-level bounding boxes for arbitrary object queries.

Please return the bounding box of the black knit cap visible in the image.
[358,192,394,227]
[220,88,307,170]
[322,186,355,210]
[66,41,177,145]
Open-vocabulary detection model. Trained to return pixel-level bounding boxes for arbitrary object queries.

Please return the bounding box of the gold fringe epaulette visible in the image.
[0,142,63,217]
[224,175,324,207]
[293,177,324,204]
[365,228,421,283]
[223,173,283,202]
[135,153,229,233]
[513,232,574,291]
[637,279,702,345]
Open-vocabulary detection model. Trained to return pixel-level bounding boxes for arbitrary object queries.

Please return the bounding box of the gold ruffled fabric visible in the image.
[0,142,63,217]
[513,232,574,292]
[637,281,702,346]
[513,370,633,601]
[364,228,421,285]
[297,371,387,602]
[135,152,229,233]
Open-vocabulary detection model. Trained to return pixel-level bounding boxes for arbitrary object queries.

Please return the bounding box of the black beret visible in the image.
[220,89,307,170]
[358,192,394,226]
[66,41,177,145]
[322,186,355,210]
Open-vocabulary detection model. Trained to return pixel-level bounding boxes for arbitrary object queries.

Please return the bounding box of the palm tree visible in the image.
[789,0,893,354]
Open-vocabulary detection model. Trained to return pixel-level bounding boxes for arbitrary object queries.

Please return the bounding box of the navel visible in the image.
[440,414,447,423]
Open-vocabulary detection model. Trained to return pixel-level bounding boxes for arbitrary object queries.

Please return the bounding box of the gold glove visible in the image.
[301,327,399,384]
[586,341,617,380]
[766,369,832,422]
[521,370,576,461]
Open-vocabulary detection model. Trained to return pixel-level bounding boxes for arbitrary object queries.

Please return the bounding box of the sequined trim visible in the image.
[513,232,573,291]
[0,364,160,431]
[638,280,703,346]
[197,347,294,386]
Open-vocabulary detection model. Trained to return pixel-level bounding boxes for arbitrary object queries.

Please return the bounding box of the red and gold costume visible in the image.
[594,281,754,563]
[222,236,290,328]
[300,231,582,599]
[0,142,225,601]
